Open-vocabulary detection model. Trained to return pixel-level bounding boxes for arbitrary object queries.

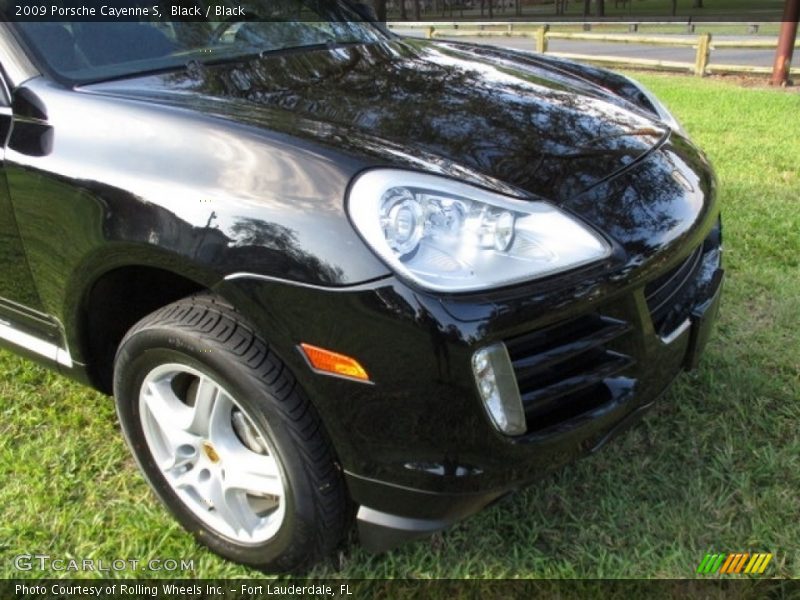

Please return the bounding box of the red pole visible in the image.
[771,0,800,86]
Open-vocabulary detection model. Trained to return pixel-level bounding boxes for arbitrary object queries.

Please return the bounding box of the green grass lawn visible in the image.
[1,73,798,580]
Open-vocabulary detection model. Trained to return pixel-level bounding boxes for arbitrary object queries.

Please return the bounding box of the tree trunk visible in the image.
[771,0,799,86]
[597,0,604,16]
[693,0,703,7]
[583,0,591,17]
[671,0,678,16]
[373,0,387,21]
[413,0,421,19]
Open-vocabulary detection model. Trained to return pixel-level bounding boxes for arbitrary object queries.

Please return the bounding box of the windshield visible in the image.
[12,0,385,85]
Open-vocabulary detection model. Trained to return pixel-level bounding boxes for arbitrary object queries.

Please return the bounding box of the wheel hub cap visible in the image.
[138,363,286,544]
[202,441,221,464]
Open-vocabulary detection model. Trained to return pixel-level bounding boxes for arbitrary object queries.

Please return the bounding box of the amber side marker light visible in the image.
[299,343,371,383]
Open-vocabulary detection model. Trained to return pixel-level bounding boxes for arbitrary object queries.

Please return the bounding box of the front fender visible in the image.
[6,79,390,341]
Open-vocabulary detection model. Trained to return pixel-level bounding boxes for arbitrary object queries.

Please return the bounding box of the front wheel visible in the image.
[113,294,348,572]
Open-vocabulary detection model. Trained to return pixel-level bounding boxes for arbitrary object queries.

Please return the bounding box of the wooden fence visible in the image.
[388,22,798,77]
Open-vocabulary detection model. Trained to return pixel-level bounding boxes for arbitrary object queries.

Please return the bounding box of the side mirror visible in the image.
[8,87,53,157]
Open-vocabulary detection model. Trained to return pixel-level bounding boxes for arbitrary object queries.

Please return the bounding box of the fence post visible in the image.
[427,25,435,39]
[694,33,711,76]
[536,25,550,53]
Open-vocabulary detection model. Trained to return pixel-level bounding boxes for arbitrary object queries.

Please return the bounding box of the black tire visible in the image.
[113,293,348,572]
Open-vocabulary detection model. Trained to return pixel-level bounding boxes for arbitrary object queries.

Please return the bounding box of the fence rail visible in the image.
[388,21,798,77]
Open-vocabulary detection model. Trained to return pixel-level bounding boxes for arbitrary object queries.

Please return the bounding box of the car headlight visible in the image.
[347,170,611,292]
[622,74,686,136]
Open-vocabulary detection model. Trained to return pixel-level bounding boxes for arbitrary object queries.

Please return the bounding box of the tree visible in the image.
[372,0,387,21]
[597,0,605,17]
[693,0,703,7]
[772,0,799,85]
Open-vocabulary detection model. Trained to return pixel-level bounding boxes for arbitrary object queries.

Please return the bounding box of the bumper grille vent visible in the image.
[645,246,703,336]
[645,220,722,337]
[505,315,633,434]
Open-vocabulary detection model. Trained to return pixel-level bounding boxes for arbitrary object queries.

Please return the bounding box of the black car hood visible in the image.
[84,38,666,203]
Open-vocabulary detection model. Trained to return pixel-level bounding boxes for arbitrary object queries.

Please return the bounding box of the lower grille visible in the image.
[505,314,634,434]
[645,246,703,335]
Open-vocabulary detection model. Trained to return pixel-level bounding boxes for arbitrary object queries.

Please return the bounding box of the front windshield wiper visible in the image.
[187,38,374,69]
[259,38,373,55]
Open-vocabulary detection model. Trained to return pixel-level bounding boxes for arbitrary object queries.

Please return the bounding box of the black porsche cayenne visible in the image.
[0,2,722,571]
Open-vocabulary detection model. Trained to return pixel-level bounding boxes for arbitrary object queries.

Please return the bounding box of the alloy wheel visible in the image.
[138,363,285,544]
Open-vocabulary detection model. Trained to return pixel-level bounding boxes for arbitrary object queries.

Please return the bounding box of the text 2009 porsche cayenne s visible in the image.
[0,2,722,571]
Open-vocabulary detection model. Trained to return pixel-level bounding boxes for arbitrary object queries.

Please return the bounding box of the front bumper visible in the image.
[213,142,723,552]
[352,227,723,549]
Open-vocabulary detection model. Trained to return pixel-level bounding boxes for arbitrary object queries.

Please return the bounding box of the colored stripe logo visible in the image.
[696,552,772,575]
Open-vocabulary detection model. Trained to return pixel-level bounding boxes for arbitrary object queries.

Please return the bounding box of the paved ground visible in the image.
[392,29,777,68]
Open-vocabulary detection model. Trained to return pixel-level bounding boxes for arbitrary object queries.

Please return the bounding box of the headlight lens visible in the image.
[348,170,611,292]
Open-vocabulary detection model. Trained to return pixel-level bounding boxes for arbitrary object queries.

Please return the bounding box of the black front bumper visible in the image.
[352,229,723,550]
[351,216,722,550]
[214,212,723,551]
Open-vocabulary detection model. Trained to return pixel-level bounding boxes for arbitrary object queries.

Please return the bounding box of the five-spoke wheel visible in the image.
[140,364,285,544]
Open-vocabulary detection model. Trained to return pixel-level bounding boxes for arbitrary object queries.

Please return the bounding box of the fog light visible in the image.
[471,344,526,436]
